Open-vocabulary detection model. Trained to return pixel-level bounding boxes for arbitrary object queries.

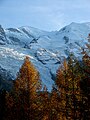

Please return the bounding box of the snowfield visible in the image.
[0,22,90,90]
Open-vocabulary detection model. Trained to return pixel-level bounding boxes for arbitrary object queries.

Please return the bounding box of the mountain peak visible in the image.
[0,23,90,90]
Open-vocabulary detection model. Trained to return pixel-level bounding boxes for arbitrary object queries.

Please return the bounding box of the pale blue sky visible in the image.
[0,0,90,31]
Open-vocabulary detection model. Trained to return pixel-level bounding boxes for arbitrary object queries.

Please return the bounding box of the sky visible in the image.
[0,0,90,31]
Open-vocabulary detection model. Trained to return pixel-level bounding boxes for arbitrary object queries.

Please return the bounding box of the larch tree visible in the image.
[81,34,90,119]
[56,57,83,120]
[50,86,62,120]
[14,56,41,97]
[6,56,42,120]
[56,59,67,119]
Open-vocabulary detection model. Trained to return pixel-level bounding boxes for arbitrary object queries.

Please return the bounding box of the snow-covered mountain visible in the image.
[0,22,90,90]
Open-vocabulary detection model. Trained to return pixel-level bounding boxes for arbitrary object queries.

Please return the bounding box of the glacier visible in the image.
[0,22,90,90]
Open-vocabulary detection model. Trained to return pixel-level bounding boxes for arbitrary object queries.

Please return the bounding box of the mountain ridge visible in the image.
[0,22,90,90]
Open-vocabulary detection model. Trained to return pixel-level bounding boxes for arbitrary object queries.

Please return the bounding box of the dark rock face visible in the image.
[7,28,21,33]
[0,66,13,91]
[0,25,6,41]
[63,36,69,44]
[9,36,20,43]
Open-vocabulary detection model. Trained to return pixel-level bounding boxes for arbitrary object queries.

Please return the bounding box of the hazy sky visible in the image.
[0,0,90,31]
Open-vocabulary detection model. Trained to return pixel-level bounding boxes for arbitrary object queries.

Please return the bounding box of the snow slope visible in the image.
[0,22,90,90]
